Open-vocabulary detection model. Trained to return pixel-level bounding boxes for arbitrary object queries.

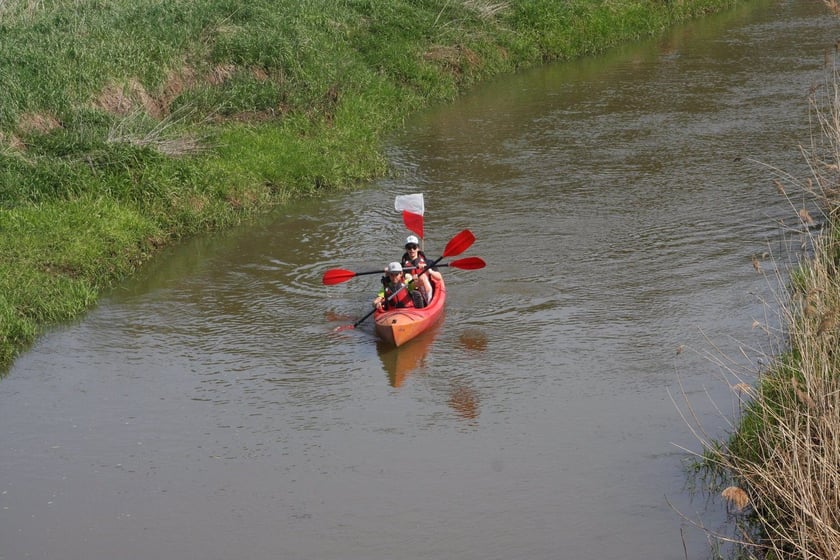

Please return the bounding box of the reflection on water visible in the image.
[457,328,488,352]
[376,317,443,387]
[447,384,480,421]
[378,320,483,423]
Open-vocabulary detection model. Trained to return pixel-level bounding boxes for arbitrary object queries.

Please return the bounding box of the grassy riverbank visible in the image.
[690,45,840,559]
[0,0,738,371]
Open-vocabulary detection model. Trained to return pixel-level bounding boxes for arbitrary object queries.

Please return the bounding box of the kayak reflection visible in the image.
[376,318,482,422]
[376,315,443,387]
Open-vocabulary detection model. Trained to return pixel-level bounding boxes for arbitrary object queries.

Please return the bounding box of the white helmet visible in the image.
[387,261,403,274]
[405,235,420,247]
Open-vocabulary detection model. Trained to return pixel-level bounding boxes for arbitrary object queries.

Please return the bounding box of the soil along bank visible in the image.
[0,0,738,371]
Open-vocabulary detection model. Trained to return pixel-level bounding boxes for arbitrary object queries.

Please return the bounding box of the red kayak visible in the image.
[374,275,446,347]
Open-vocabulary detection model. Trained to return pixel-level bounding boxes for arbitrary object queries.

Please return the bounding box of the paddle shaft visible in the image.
[405,257,485,271]
[322,257,482,286]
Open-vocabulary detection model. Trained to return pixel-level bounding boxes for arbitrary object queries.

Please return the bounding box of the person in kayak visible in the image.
[400,235,441,305]
[373,261,423,311]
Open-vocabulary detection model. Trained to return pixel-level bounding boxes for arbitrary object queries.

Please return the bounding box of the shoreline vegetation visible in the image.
[0,0,740,371]
[682,5,840,557]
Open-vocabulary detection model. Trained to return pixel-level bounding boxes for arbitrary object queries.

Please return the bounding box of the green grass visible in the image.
[0,0,740,372]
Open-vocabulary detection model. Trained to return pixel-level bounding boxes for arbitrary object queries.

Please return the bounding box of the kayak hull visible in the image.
[374,275,446,347]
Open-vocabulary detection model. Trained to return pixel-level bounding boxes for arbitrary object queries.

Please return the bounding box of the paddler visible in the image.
[399,235,441,306]
[373,262,422,311]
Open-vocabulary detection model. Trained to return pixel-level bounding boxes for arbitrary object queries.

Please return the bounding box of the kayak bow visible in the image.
[373,275,446,347]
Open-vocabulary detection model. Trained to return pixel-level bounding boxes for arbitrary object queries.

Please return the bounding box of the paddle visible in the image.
[322,256,485,285]
[417,256,485,271]
[336,229,475,331]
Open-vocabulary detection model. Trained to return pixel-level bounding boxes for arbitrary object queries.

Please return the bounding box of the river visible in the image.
[1,1,836,559]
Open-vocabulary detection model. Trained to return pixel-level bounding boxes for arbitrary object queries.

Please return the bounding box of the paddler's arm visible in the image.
[373,287,385,310]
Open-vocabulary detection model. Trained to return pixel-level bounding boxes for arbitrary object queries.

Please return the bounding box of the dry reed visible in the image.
[675,43,840,560]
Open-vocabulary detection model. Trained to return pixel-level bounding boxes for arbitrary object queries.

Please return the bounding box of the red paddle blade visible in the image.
[322,268,356,285]
[442,229,475,258]
[448,256,486,270]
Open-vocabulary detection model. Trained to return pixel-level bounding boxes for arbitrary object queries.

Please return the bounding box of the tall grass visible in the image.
[678,49,840,560]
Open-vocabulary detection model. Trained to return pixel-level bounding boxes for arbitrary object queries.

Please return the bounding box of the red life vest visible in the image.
[383,281,414,309]
[401,252,429,274]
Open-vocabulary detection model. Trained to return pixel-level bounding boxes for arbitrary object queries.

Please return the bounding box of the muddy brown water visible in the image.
[2,2,837,559]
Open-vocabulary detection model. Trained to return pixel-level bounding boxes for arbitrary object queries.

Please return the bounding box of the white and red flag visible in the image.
[394,193,424,239]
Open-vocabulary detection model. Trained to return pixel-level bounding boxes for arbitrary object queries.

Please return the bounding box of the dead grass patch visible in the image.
[17,112,60,135]
[423,45,482,75]
[95,79,160,118]
[206,63,236,86]
[0,131,25,151]
[96,64,231,122]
